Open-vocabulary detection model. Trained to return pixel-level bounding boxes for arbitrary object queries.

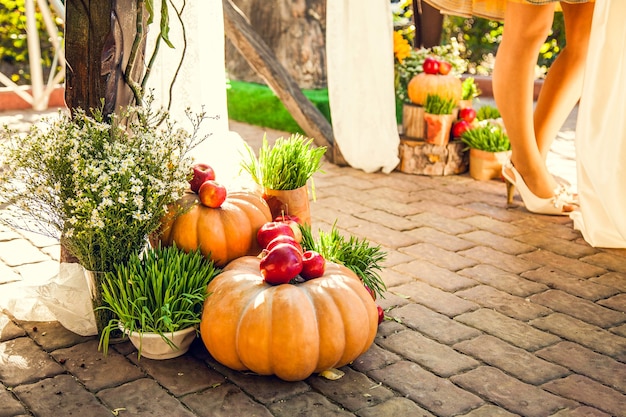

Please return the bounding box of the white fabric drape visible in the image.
[145,1,255,190]
[326,0,400,173]
[570,0,626,248]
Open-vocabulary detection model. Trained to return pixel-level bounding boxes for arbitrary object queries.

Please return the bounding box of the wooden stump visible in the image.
[398,137,468,176]
[401,103,424,139]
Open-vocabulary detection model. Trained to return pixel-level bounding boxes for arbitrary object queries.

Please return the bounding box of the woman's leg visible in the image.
[534,2,595,158]
[493,1,557,199]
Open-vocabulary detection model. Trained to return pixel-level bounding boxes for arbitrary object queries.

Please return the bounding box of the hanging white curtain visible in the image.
[145,0,254,190]
[571,0,626,248]
[326,0,401,173]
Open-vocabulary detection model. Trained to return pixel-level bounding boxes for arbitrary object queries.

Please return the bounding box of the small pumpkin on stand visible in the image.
[407,59,463,107]
[156,191,272,267]
[402,57,463,141]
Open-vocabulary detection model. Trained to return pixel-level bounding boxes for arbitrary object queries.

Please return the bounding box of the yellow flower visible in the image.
[393,31,411,64]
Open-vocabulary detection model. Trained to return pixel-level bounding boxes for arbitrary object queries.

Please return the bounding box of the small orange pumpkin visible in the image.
[157,192,272,267]
[200,256,378,381]
[407,72,463,106]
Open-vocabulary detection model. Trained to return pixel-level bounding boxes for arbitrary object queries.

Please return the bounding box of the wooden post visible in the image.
[223,0,344,165]
[64,0,143,116]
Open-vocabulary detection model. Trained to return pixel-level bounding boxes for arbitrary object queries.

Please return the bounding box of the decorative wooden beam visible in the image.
[223,0,345,165]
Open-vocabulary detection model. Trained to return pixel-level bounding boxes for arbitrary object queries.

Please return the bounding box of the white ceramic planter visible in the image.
[122,326,197,360]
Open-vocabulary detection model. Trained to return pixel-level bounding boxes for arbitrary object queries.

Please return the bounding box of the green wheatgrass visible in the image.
[241,133,326,191]
[98,244,220,357]
[299,223,387,299]
[461,124,510,152]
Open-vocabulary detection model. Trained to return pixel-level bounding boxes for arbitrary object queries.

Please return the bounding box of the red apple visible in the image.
[198,180,227,208]
[300,250,326,280]
[438,61,452,75]
[266,234,303,254]
[260,243,304,285]
[459,107,477,123]
[377,305,385,325]
[189,163,216,193]
[422,57,440,75]
[452,120,472,138]
[274,214,302,243]
[257,221,295,249]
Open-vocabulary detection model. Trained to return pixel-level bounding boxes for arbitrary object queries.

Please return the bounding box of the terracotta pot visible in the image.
[458,99,473,109]
[423,113,454,146]
[469,148,511,181]
[263,185,311,225]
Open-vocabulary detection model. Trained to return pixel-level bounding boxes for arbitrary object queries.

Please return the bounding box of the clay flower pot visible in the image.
[469,148,512,181]
[263,185,311,225]
[424,113,454,146]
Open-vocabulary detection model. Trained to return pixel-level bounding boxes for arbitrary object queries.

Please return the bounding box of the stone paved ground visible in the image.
[1,110,625,417]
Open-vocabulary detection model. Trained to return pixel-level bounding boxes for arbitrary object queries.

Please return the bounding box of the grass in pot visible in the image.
[476,105,501,121]
[423,94,457,146]
[461,123,511,181]
[98,244,220,359]
[241,133,326,224]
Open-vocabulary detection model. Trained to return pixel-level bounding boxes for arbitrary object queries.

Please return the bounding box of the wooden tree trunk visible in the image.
[226,0,327,89]
[62,0,145,262]
[64,0,144,115]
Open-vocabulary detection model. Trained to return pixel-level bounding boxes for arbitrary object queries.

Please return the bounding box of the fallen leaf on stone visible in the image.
[319,368,344,380]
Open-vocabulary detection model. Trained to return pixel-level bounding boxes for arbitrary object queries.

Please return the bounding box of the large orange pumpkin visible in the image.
[407,72,463,106]
[158,191,272,267]
[200,256,379,381]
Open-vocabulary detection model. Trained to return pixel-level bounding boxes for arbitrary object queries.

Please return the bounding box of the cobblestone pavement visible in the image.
[1,109,625,417]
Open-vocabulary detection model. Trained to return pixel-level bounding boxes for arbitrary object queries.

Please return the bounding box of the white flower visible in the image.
[133,194,144,209]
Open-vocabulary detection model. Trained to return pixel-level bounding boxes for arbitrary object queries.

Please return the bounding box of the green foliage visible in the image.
[226,80,331,134]
[391,0,413,31]
[442,16,502,75]
[461,123,510,152]
[241,133,326,191]
[299,223,387,299]
[98,245,220,357]
[0,102,206,273]
[461,77,480,100]
[424,94,456,115]
[442,13,566,76]
[476,105,501,121]
[0,0,63,84]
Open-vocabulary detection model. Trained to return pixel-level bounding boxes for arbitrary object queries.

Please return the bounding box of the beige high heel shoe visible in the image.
[502,161,572,216]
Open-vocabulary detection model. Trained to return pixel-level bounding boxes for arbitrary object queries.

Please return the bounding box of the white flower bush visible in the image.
[0,104,207,272]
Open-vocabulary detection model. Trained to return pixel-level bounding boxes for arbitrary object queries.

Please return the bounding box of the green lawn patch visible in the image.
[226,80,331,134]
